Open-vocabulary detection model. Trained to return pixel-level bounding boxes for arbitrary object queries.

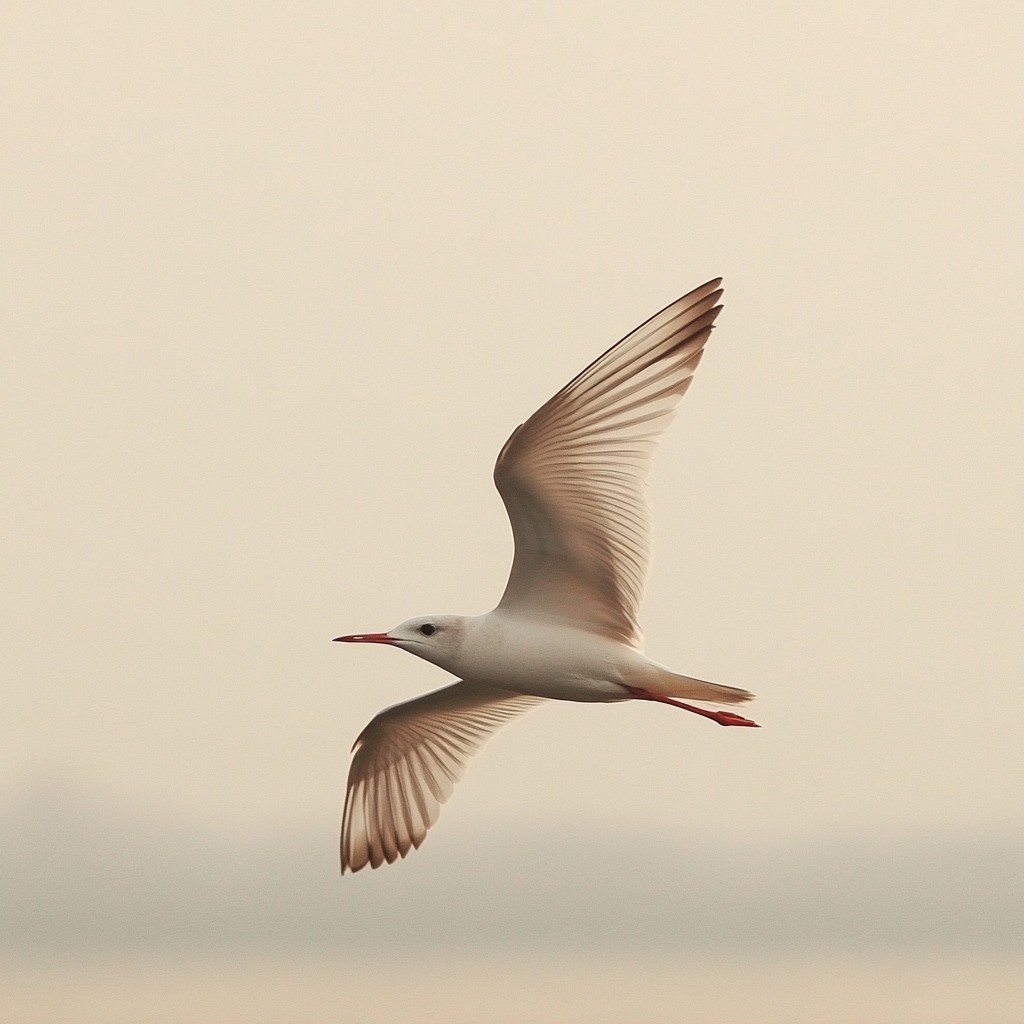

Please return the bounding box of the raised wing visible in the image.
[493,279,723,647]
[341,682,543,873]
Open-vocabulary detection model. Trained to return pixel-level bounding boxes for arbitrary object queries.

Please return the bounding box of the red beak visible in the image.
[333,632,394,644]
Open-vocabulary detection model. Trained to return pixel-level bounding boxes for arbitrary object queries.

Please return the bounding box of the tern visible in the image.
[335,278,757,873]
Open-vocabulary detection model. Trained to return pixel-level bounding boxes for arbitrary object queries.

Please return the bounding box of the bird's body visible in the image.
[427,612,641,702]
[361,611,752,705]
[456,612,663,702]
[336,278,758,873]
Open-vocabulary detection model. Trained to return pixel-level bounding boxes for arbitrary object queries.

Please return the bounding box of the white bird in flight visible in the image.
[335,278,757,873]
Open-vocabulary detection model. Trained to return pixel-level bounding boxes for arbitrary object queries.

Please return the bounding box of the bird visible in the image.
[334,278,757,873]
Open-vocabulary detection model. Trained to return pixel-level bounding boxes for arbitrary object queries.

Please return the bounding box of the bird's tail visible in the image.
[654,670,754,705]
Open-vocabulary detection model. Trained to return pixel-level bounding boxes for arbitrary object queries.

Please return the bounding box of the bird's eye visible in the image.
[419,623,437,636]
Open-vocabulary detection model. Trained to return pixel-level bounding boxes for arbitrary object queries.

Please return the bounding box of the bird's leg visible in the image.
[624,686,760,727]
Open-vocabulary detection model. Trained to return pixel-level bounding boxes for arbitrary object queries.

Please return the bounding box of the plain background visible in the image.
[4,3,1022,1021]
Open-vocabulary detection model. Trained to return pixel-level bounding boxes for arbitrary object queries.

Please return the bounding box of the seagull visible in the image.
[334,278,757,873]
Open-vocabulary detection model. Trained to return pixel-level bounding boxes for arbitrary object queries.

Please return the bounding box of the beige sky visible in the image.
[3,2,1023,1020]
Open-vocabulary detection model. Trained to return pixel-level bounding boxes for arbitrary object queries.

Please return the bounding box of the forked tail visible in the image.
[655,670,754,705]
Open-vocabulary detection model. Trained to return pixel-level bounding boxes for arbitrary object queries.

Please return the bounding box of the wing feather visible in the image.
[341,682,543,873]
[494,279,724,646]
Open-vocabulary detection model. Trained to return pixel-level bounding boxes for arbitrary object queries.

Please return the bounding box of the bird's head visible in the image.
[334,615,467,671]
